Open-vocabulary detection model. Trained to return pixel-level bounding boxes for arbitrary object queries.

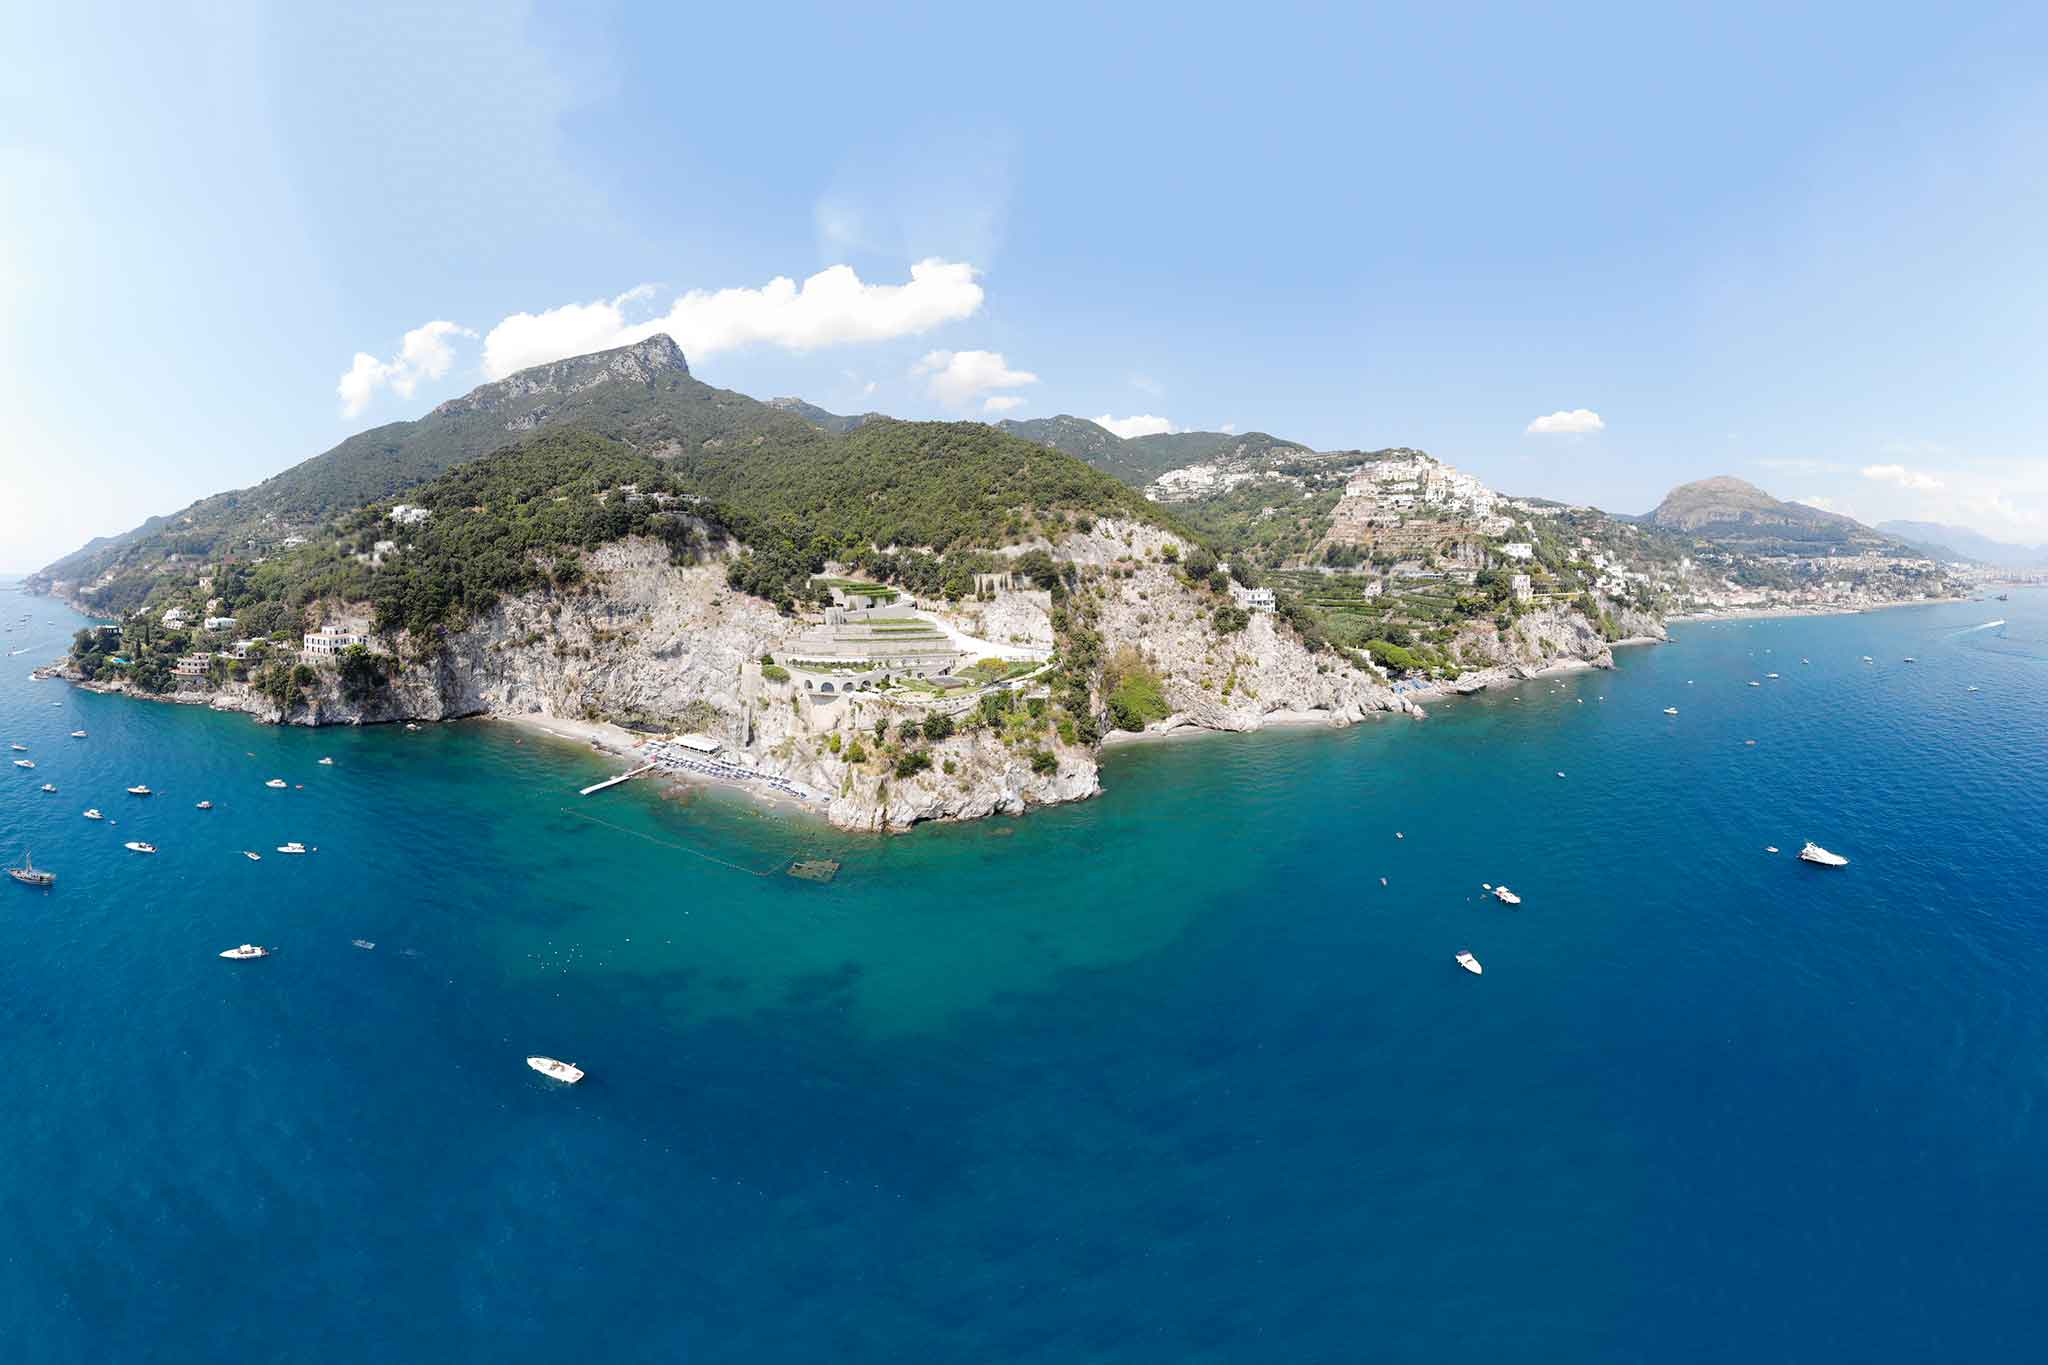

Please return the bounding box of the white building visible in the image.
[171,653,212,679]
[1362,580,1384,600]
[1229,581,1276,611]
[1501,543,1535,561]
[161,607,189,628]
[389,505,432,526]
[203,615,237,632]
[1511,573,1534,603]
[302,625,368,659]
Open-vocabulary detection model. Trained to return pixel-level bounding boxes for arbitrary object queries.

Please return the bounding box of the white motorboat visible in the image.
[276,842,308,855]
[1454,951,1483,976]
[1765,845,1779,853]
[9,743,25,751]
[1798,842,1849,867]
[317,757,334,766]
[243,851,261,861]
[527,1056,585,1084]
[70,730,86,738]
[1493,886,1522,906]
[82,808,103,821]
[1902,656,1916,663]
[1862,656,1873,662]
[219,944,269,960]
[404,723,420,732]
[195,800,212,810]
[264,779,287,789]
[13,759,34,769]
[1555,771,1565,778]
[127,784,150,796]
[123,841,157,855]
[1663,707,1679,715]
[352,939,375,950]
[1766,672,1779,679]
[1748,681,1761,687]
[39,783,55,793]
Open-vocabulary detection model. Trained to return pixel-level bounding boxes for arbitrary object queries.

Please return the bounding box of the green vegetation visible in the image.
[1103,645,1170,732]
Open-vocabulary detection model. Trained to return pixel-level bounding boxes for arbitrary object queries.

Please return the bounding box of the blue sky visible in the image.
[5,0,2048,567]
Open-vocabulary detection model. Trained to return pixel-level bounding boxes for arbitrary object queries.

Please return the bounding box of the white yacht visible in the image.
[219,944,269,960]
[82,808,103,821]
[276,842,308,855]
[1454,951,1483,976]
[69,730,86,738]
[1799,842,1849,867]
[243,851,262,861]
[9,743,25,752]
[1748,681,1761,687]
[195,800,212,810]
[123,841,157,855]
[1663,707,1679,715]
[527,1056,585,1084]
[264,778,287,789]
[352,939,376,950]
[1902,656,1917,663]
[1765,845,1779,854]
[39,783,56,793]
[317,757,334,766]
[126,784,151,796]
[1493,886,1522,906]
[1765,672,1779,679]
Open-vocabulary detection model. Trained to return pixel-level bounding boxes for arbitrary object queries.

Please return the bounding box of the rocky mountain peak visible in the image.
[431,334,690,420]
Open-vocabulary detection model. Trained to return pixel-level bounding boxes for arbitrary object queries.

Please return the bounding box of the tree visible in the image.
[1213,604,1250,635]
[921,711,955,741]
[337,644,389,702]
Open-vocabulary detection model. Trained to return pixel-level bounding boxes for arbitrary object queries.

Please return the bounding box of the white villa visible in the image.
[302,625,368,659]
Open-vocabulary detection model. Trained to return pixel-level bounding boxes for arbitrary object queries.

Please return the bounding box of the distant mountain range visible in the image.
[995,418,1310,488]
[1875,521,2048,567]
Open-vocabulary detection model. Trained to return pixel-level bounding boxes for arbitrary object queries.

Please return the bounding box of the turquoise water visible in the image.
[2,585,2045,1361]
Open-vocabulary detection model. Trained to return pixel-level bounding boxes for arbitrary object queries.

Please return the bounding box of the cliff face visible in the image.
[58,526,1664,831]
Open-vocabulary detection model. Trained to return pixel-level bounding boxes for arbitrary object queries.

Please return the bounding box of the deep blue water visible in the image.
[2,584,2045,1362]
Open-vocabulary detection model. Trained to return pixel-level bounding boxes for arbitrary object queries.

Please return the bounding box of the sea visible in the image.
[1,581,2044,1363]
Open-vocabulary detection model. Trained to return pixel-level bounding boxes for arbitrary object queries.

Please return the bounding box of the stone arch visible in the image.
[821,681,836,694]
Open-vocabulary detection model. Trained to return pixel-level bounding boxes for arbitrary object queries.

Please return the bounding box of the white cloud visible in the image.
[1860,463,1944,491]
[1094,413,1177,439]
[482,259,984,379]
[1525,408,1605,435]
[337,320,475,417]
[913,349,1037,409]
[862,380,877,396]
[982,395,1025,413]
[1219,423,1237,435]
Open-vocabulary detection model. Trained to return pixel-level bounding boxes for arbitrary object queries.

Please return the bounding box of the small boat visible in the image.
[1902,656,1916,663]
[195,800,212,810]
[1801,658,1809,665]
[13,758,34,769]
[7,850,54,887]
[82,808,102,821]
[276,842,307,855]
[317,757,334,766]
[1493,886,1522,906]
[1748,681,1761,687]
[264,779,287,789]
[1967,685,1981,693]
[69,730,86,738]
[9,743,25,751]
[1798,842,1849,867]
[1395,832,1404,840]
[39,783,55,793]
[1663,707,1679,715]
[1555,771,1565,778]
[404,723,420,732]
[1765,846,1779,853]
[527,1056,585,1084]
[127,784,150,796]
[243,851,261,861]
[219,944,269,960]
[1861,656,1873,663]
[123,841,157,854]
[352,939,375,950]
[1455,951,1483,976]
[1765,673,1779,679]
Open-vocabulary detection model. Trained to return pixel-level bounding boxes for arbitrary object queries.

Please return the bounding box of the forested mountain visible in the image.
[1645,476,1921,556]
[34,337,830,606]
[994,416,1311,488]
[33,337,1166,622]
[766,396,878,433]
